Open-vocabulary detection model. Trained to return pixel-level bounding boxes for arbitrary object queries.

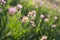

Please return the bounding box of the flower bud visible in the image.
[40,14,45,19]
[44,18,49,22]
[17,4,22,10]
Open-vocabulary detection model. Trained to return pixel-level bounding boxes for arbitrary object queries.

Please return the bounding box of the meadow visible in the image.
[0,0,60,40]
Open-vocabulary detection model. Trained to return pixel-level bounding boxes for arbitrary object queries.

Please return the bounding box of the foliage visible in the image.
[0,0,60,40]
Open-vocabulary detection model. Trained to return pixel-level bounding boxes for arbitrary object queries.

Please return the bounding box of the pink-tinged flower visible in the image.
[52,24,56,29]
[47,14,50,18]
[53,4,58,8]
[9,7,16,15]
[17,4,22,10]
[2,1,6,4]
[1,0,6,5]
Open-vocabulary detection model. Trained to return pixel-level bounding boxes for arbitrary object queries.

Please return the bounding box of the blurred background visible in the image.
[0,0,60,40]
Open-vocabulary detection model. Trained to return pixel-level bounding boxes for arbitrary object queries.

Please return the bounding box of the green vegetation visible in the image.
[0,0,60,40]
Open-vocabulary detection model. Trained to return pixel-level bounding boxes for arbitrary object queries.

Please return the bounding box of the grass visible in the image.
[0,0,60,40]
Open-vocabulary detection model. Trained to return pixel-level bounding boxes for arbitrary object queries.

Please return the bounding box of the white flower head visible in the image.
[54,16,58,20]
[17,4,22,10]
[52,24,56,29]
[40,14,44,19]
[44,18,49,22]
[41,35,47,40]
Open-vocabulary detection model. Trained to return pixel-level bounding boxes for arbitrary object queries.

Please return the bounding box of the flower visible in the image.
[54,16,58,20]
[9,7,16,15]
[2,0,6,5]
[31,10,36,15]
[52,24,56,29]
[0,0,2,4]
[44,18,49,22]
[27,10,36,20]
[41,35,47,40]
[40,14,44,19]
[53,4,58,8]
[22,16,29,23]
[17,4,22,10]
[31,10,36,20]
[27,12,33,17]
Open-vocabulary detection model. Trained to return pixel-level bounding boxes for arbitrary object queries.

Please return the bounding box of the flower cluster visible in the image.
[21,10,36,27]
[8,4,22,15]
[40,14,57,29]
[27,10,36,20]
